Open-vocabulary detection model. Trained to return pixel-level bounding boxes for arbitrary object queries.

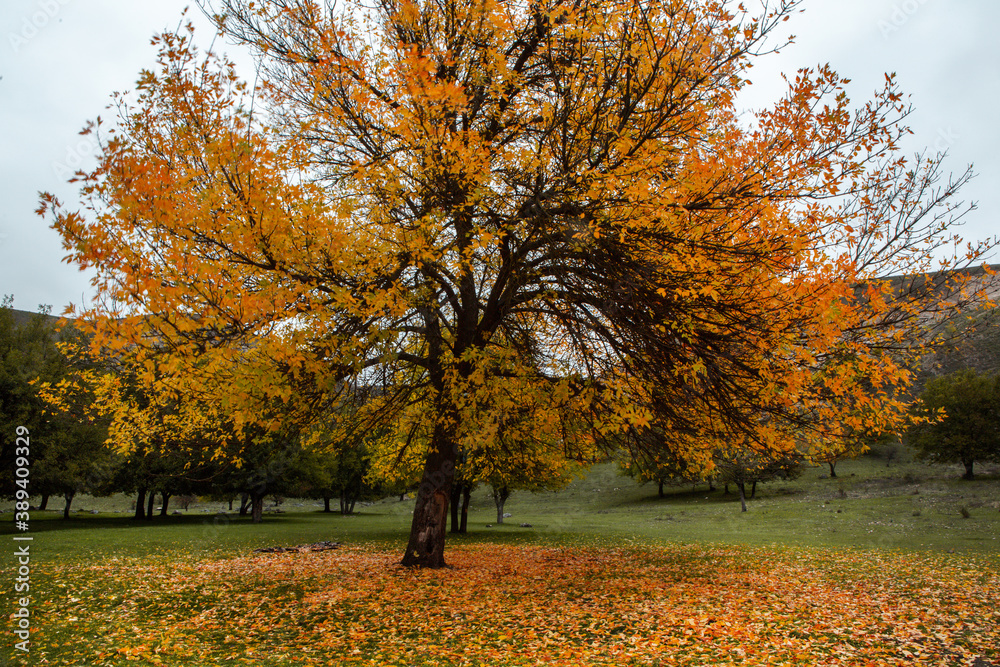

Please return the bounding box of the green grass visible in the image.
[2,451,999,666]
[3,450,999,564]
[468,452,1000,552]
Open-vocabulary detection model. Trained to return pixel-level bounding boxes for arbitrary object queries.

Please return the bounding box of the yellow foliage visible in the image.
[39,0,997,562]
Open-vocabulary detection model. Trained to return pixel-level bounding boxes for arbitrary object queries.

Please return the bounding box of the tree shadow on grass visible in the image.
[0,511,349,535]
[621,486,746,507]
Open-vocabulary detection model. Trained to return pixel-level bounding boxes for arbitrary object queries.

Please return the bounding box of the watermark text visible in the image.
[12,425,32,654]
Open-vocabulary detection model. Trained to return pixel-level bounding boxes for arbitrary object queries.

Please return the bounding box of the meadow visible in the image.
[3,451,999,666]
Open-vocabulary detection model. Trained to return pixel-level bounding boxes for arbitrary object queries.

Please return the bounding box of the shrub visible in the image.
[909,369,1000,480]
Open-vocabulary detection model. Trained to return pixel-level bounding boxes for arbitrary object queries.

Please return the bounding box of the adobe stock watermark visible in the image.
[8,0,73,54]
[11,426,33,656]
[52,133,99,182]
[878,0,933,39]
[932,126,959,154]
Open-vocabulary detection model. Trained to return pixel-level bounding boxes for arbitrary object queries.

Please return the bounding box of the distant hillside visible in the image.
[897,264,1000,381]
[851,264,999,386]
[7,307,66,329]
[883,262,1000,294]
[921,305,1000,379]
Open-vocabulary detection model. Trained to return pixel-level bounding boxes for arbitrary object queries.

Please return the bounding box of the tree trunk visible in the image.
[239,492,250,516]
[493,486,510,524]
[750,481,757,499]
[738,483,747,513]
[228,497,234,511]
[829,460,838,478]
[62,492,75,519]
[708,479,715,492]
[401,425,457,568]
[340,492,356,515]
[460,485,471,534]
[323,497,331,513]
[134,488,146,520]
[658,480,664,498]
[159,492,171,517]
[724,483,729,495]
[39,494,49,511]
[963,460,975,480]
[146,490,155,520]
[450,484,462,533]
[251,491,264,524]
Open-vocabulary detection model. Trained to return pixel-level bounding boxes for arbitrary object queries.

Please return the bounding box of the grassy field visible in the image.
[5,451,999,560]
[2,451,999,665]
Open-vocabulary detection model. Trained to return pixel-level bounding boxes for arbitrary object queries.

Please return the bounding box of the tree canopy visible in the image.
[42,0,995,566]
[909,369,1000,480]
[1,300,113,510]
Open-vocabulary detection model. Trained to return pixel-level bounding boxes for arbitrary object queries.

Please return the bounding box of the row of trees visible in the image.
[0,300,108,519]
[2,300,576,523]
[0,301,385,520]
[621,364,1000,502]
[4,297,998,528]
[620,441,803,512]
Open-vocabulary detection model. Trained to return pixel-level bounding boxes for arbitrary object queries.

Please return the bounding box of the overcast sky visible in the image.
[1,0,997,314]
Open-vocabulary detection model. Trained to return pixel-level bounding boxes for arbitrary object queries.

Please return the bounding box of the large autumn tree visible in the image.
[43,0,993,566]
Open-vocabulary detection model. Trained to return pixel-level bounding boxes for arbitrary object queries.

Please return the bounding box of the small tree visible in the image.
[478,448,582,525]
[909,369,1000,480]
[810,428,894,478]
[714,444,803,512]
[286,447,337,513]
[328,444,382,515]
[618,433,704,498]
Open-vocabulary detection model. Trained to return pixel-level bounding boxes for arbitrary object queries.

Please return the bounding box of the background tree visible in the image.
[44,0,995,566]
[808,428,895,479]
[908,369,1000,480]
[477,443,581,525]
[285,447,338,513]
[0,299,112,516]
[0,299,53,478]
[106,444,218,519]
[323,442,383,515]
[31,414,112,519]
[198,425,308,524]
[618,428,708,498]
[713,443,803,512]
[1,300,61,505]
[449,449,476,534]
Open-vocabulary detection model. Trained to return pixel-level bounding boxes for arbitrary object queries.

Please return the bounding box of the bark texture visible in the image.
[251,491,264,523]
[460,485,471,533]
[402,430,457,568]
[134,489,146,520]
